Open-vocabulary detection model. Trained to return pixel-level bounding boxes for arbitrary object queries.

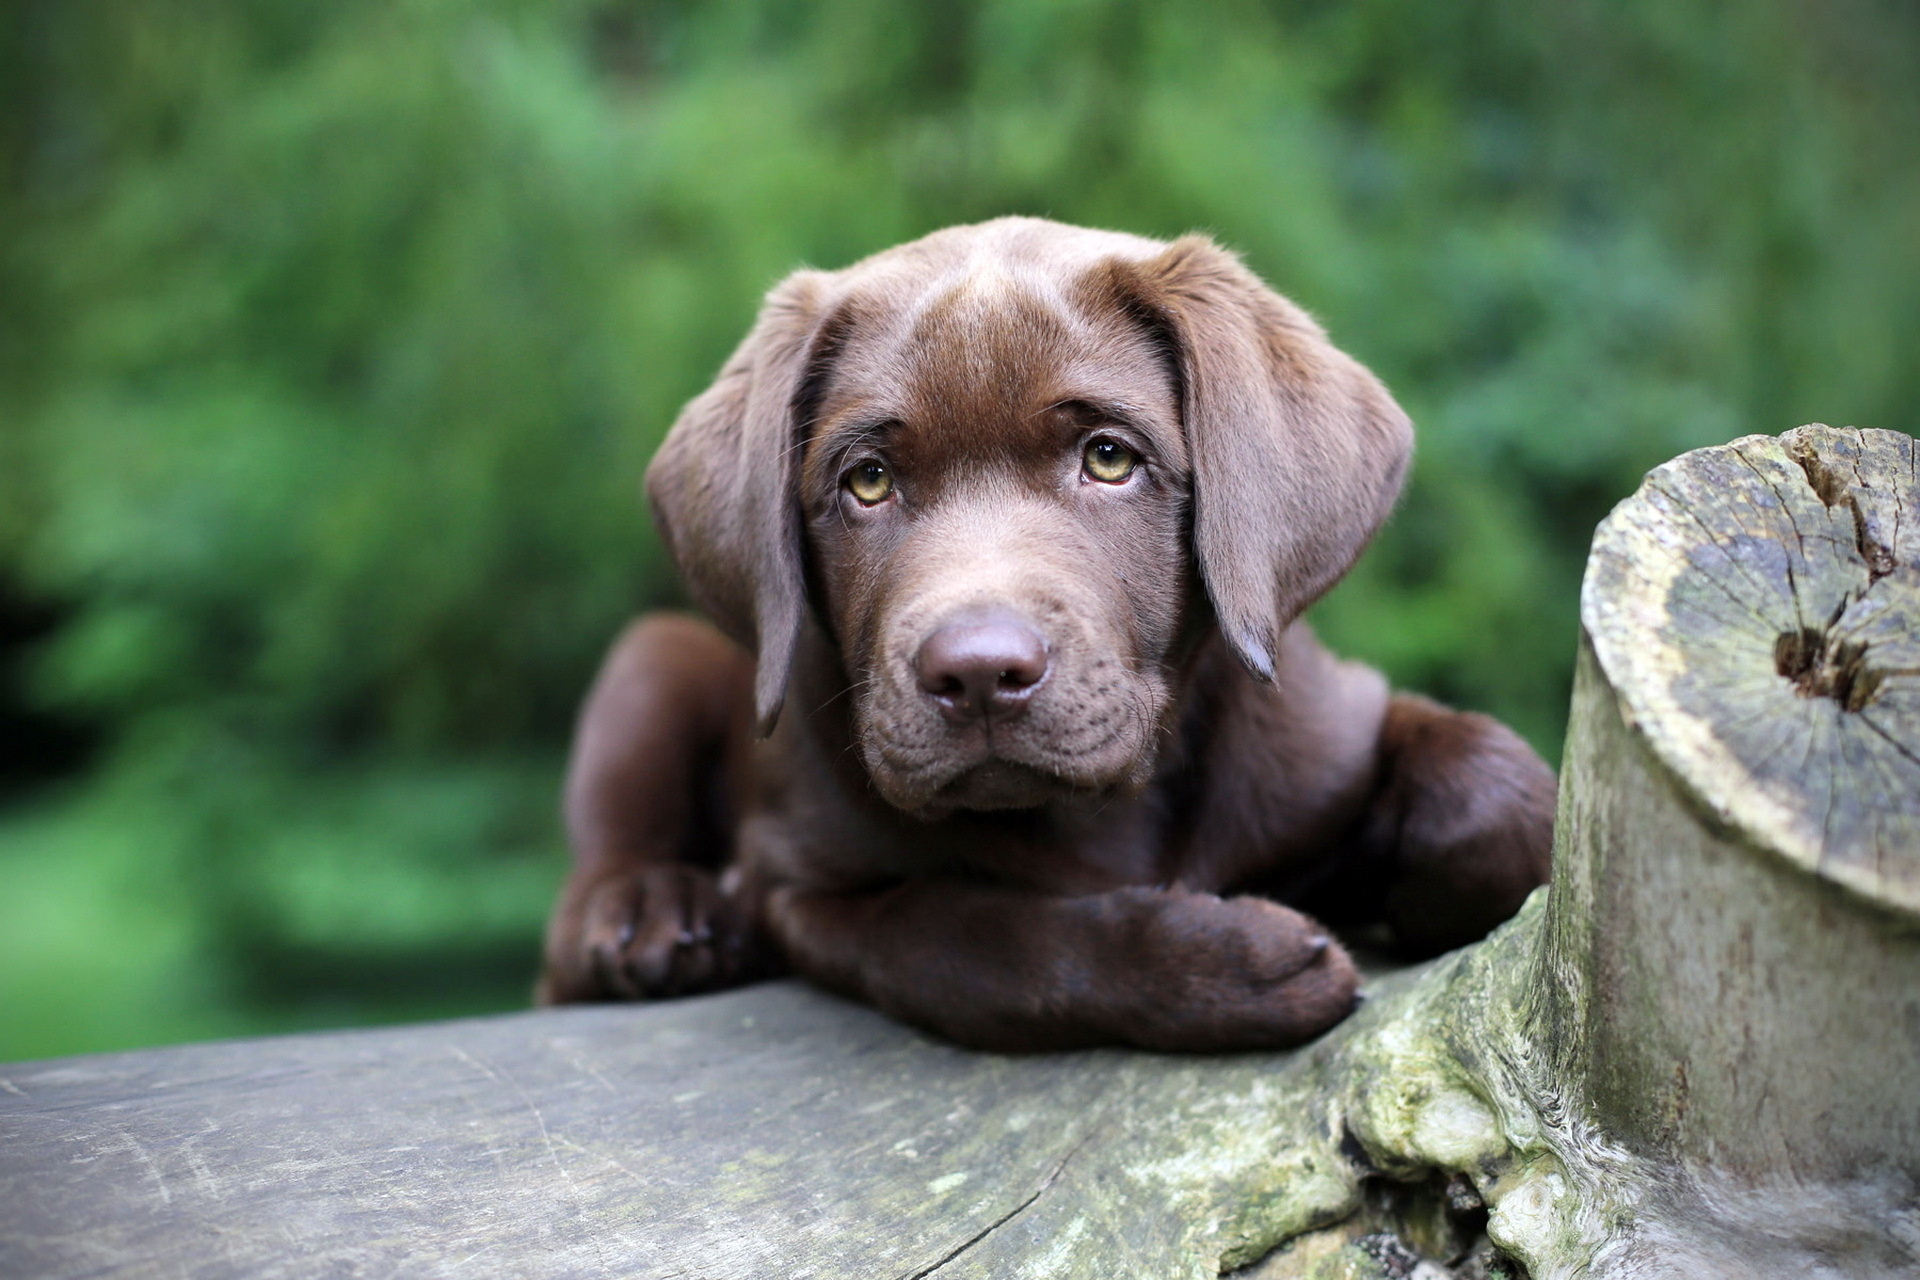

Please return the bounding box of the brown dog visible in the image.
[537,218,1554,1052]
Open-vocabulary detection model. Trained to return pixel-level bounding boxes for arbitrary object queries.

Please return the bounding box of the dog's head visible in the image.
[648,218,1410,815]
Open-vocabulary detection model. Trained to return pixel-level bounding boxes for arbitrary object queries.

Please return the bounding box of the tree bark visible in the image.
[1,425,1913,1280]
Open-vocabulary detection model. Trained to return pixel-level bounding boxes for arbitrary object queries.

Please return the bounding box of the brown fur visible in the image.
[537,218,1554,1051]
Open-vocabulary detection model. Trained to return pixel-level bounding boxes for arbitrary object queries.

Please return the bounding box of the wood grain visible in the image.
[1583,424,1920,912]
[0,980,1374,1280]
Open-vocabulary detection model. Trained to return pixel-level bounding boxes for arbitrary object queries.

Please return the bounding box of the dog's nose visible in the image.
[915,613,1050,723]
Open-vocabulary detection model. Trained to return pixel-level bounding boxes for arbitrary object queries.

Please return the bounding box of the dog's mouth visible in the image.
[922,758,1063,814]
[868,728,1152,818]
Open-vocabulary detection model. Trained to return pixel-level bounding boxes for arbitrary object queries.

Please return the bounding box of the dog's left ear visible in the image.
[1105,237,1413,680]
[647,269,838,735]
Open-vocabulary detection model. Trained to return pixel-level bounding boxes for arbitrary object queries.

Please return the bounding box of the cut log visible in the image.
[2,425,1913,1280]
[0,980,1380,1280]
[1581,422,1920,912]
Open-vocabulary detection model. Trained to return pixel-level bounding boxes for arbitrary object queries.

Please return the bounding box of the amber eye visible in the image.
[1082,438,1138,484]
[846,460,894,505]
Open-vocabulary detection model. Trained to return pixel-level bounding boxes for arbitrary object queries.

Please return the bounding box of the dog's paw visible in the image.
[541,864,770,1003]
[1117,889,1361,1051]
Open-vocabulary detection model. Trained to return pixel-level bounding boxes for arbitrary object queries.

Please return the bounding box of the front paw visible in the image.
[539,865,773,1004]
[1118,890,1361,1051]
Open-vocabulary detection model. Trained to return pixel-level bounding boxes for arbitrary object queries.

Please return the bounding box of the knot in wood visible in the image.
[1774,626,1886,712]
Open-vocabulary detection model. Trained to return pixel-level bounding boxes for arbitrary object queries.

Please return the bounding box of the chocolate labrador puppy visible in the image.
[538,218,1554,1051]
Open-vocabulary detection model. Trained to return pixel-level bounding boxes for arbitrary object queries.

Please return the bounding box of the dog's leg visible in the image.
[536,614,774,1005]
[1333,694,1556,958]
[766,881,1359,1051]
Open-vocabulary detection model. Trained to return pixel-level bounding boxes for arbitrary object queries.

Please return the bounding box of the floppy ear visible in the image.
[1113,237,1413,680]
[646,270,835,735]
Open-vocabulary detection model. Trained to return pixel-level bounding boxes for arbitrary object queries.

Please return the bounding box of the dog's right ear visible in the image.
[646,270,836,736]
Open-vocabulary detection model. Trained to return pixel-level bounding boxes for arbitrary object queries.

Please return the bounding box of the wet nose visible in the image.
[914,612,1050,723]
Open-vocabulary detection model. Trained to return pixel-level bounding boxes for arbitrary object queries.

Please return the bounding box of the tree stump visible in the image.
[1249,424,1920,1278]
[1531,422,1920,1269]
[2,425,1913,1279]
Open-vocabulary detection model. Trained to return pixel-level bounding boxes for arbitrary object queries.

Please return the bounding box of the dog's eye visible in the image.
[1082,439,1138,484]
[846,460,894,506]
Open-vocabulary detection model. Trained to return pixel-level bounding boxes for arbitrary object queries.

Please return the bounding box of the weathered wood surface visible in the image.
[1582,423,1920,910]
[0,978,1385,1280]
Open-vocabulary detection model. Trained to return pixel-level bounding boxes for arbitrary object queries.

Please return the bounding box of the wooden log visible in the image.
[3,424,1913,1279]
[0,978,1386,1280]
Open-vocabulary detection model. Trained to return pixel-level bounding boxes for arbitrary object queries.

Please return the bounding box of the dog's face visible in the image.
[648,218,1412,815]
[800,269,1192,812]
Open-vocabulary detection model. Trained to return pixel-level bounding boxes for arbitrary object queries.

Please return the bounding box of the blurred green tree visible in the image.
[1,0,1914,1058]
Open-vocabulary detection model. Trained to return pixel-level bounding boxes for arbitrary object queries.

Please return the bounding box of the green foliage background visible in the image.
[2,0,1915,1060]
